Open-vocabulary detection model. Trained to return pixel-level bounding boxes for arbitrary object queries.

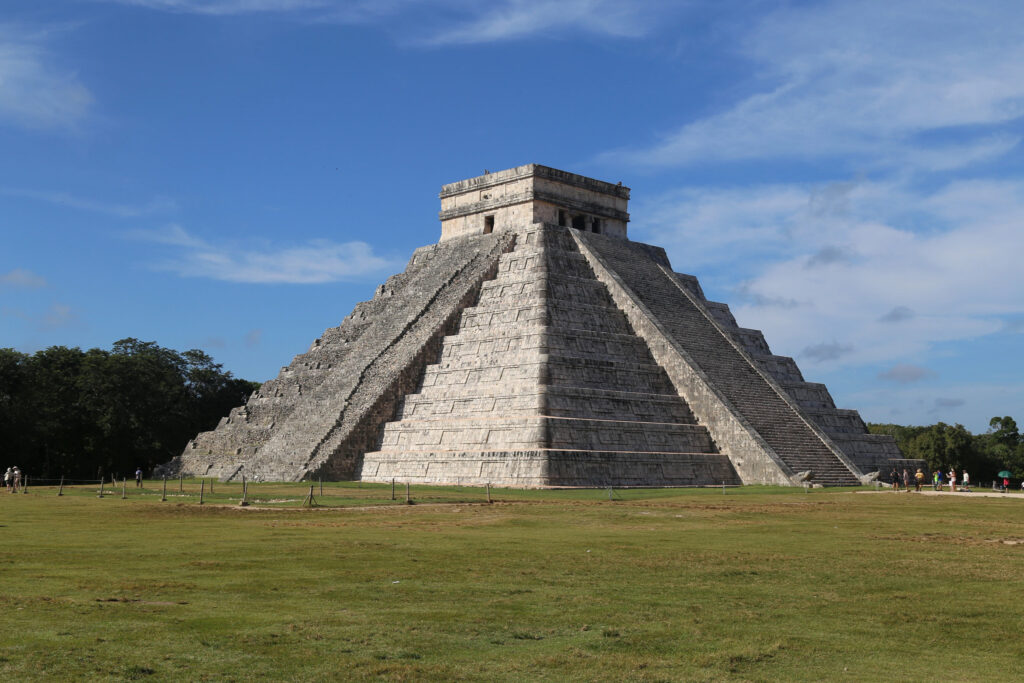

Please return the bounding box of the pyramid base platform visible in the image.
[360,450,742,487]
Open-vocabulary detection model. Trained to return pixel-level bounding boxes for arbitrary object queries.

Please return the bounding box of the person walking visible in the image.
[135,467,143,488]
[962,470,970,492]
[902,468,910,492]
[914,469,924,492]
[1004,477,1010,492]
[948,468,957,493]
[11,466,21,493]
[891,468,901,491]
[4,467,11,493]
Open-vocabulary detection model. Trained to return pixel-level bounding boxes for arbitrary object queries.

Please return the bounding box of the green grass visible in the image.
[2,483,1023,681]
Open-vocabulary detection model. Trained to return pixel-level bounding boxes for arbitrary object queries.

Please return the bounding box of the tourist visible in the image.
[962,470,970,492]
[891,468,900,491]
[4,467,11,493]
[914,469,924,492]
[135,467,143,488]
[948,468,956,493]
[11,466,21,493]
[902,468,910,492]
[1004,477,1010,492]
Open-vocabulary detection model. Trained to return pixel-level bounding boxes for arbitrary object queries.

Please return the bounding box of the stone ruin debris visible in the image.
[164,164,920,486]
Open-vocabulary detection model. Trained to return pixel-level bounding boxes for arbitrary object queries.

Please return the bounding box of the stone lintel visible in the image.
[440,164,630,200]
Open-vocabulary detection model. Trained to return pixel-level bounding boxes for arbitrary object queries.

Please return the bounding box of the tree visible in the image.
[0,340,259,480]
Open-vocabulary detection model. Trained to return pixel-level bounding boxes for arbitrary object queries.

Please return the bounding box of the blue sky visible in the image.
[2,0,1022,432]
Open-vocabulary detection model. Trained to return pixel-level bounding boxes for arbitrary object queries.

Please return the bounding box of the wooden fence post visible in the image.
[57,476,64,497]
[240,474,248,506]
[405,482,410,504]
[486,482,491,504]
[161,476,167,502]
[391,478,395,501]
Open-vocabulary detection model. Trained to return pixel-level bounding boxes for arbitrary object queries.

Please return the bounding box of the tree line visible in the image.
[0,339,259,481]
[869,417,1024,480]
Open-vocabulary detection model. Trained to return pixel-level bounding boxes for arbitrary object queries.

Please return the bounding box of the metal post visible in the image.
[391,478,395,501]
[210,478,214,495]
[486,482,491,504]
[179,474,183,493]
[240,474,248,506]
[58,476,64,497]
[199,479,205,505]
[405,482,410,504]
[162,476,167,502]
[319,478,323,497]
[608,486,613,501]
[98,478,104,498]
[121,478,127,499]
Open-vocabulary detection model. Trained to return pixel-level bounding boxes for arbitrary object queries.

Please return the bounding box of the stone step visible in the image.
[377,416,717,453]
[419,355,676,394]
[458,300,634,336]
[396,385,696,424]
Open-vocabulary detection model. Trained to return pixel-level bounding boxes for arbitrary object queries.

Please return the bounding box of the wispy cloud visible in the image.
[96,0,664,44]
[603,1,1024,171]
[421,0,655,46]
[0,268,47,289]
[130,224,398,284]
[108,0,333,13]
[801,341,854,363]
[0,24,93,130]
[879,364,936,384]
[1,187,175,217]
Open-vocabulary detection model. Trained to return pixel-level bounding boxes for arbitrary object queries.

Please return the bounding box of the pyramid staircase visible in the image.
[361,225,741,486]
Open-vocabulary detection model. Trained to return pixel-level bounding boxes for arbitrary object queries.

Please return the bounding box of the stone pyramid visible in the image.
[169,165,910,487]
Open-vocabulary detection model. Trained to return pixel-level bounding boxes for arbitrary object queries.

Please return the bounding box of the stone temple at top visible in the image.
[167,164,911,487]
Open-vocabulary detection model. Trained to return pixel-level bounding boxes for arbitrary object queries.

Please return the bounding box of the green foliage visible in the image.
[869,417,1024,478]
[0,339,258,480]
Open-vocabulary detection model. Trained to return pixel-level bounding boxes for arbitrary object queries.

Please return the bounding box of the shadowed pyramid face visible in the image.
[168,166,915,487]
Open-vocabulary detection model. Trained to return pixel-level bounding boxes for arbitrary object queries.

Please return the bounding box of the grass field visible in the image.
[2,481,1023,681]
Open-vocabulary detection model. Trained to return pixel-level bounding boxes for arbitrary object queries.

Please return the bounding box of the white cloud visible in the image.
[0,25,93,130]
[131,225,398,284]
[641,177,1024,373]
[102,0,332,14]
[1,187,175,217]
[604,1,1024,171]
[96,0,663,44]
[0,268,47,288]
[422,0,653,46]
